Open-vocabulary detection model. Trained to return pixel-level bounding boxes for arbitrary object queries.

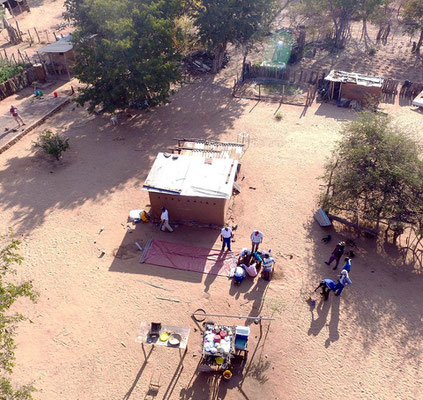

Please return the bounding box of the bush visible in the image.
[33,130,70,160]
[275,112,283,121]
[368,47,377,56]
[0,60,32,84]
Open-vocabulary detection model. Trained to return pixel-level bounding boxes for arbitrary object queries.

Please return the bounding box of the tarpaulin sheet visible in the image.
[142,240,236,276]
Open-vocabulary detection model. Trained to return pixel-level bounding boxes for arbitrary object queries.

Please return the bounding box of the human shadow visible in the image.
[0,75,247,235]
[304,214,423,365]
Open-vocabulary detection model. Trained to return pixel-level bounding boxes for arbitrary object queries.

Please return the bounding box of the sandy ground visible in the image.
[1,3,423,400]
[0,75,422,400]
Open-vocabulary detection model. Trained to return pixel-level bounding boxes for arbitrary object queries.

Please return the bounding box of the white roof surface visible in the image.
[143,153,238,199]
[325,70,384,87]
[38,35,73,53]
[412,90,423,108]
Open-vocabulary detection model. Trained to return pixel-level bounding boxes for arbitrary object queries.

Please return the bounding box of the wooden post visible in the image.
[3,49,7,61]
[34,27,41,43]
[16,21,23,40]
[11,53,17,64]
[282,84,285,104]
[17,49,25,63]
[24,51,31,63]
[46,30,50,43]
[27,29,33,44]
[64,51,71,81]
[259,84,261,100]
[53,31,57,41]
[6,0,15,18]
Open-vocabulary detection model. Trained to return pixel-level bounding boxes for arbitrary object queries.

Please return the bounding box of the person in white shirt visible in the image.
[250,230,263,253]
[160,207,174,232]
[220,226,233,251]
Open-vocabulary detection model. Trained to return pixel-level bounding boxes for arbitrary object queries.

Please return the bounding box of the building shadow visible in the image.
[0,76,247,235]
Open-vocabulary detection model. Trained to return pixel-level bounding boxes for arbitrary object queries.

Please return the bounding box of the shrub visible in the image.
[275,112,283,121]
[0,60,32,84]
[33,130,69,160]
[368,47,377,56]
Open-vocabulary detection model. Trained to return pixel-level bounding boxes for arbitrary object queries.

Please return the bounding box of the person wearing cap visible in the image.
[334,270,352,296]
[160,206,173,232]
[250,230,263,253]
[220,226,233,251]
[10,105,25,127]
[325,241,345,270]
[314,278,336,301]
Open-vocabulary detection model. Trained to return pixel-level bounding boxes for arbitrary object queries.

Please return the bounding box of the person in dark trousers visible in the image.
[325,241,345,270]
[220,226,232,251]
[314,278,336,301]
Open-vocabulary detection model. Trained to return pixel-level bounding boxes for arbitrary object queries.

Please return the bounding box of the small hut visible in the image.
[324,70,384,106]
[142,152,239,227]
[37,35,74,79]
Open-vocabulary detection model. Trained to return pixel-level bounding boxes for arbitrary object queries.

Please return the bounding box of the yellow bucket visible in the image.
[222,370,232,381]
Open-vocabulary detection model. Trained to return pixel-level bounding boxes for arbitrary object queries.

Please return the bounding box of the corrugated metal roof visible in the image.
[142,153,238,199]
[38,35,73,53]
[325,70,384,87]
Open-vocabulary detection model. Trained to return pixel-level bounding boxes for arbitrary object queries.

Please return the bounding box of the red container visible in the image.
[214,335,221,343]
[54,92,58,98]
[220,330,228,338]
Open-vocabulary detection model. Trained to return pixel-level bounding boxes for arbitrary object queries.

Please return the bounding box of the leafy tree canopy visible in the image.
[64,0,184,113]
[322,112,423,232]
[189,0,279,72]
[401,0,423,51]
[0,230,38,399]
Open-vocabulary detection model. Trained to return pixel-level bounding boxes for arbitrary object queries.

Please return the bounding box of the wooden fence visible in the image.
[0,65,45,101]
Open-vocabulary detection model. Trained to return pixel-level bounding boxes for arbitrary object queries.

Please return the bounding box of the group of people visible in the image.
[158,207,275,281]
[221,228,275,283]
[315,241,352,300]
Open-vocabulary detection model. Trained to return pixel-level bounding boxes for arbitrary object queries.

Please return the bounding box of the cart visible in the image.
[198,322,235,373]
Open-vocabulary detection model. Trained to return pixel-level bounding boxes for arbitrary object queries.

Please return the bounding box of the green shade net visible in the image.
[261,29,293,69]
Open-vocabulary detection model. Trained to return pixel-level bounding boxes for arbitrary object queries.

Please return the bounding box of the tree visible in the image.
[401,0,423,52]
[0,230,38,400]
[64,0,183,113]
[189,0,280,73]
[321,113,423,233]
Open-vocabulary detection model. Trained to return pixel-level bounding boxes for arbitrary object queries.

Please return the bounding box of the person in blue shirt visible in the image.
[314,278,336,301]
[341,257,352,272]
[334,270,352,296]
[262,253,275,281]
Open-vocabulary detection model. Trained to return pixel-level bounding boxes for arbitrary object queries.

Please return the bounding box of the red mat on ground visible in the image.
[142,240,236,277]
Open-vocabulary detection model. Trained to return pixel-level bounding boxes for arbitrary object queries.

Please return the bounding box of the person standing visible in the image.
[10,105,25,127]
[220,226,232,251]
[262,253,275,281]
[334,270,352,296]
[160,207,174,232]
[314,278,336,301]
[325,241,345,270]
[341,257,352,272]
[250,230,263,253]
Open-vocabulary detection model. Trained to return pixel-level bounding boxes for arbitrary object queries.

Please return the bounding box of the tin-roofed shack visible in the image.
[324,70,384,106]
[142,153,239,226]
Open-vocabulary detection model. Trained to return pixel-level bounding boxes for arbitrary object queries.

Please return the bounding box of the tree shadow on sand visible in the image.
[0,76,247,234]
[304,217,423,364]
